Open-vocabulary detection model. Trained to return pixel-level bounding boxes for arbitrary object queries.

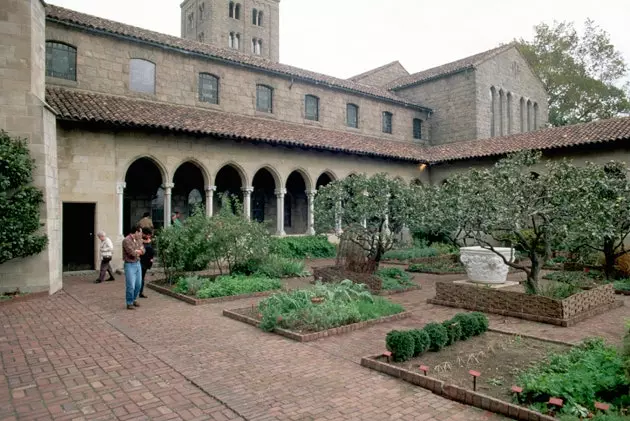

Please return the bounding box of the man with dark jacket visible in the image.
[139,227,155,298]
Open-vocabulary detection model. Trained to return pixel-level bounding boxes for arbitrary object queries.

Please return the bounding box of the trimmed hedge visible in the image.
[424,323,449,351]
[410,329,430,357]
[451,313,479,340]
[442,319,463,346]
[386,330,415,362]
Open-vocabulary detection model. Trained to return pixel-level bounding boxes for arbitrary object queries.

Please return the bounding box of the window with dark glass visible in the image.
[229,1,234,17]
[199,73,219,104]
[252,8,258,24]
[256,84,273,113]
[346,103,358,128]
[413,118,422,139]
[234,3,241,19]
[45,41,77,81]
[382,112,393,134]
[129,58,156,94]
[257,11,263,26]
[305,95,319,121]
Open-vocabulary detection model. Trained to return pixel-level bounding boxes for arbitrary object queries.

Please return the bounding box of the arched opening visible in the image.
[235,3,241,19]
[252,168,277,231]
[286,171,308,234]
[316,172,334,190]
[215,164,243,214]
[124,157,164,234]
[173,162,206,220]
[490,86,496,137]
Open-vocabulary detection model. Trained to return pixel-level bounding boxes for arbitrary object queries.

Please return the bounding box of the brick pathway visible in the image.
[2,264,628,420]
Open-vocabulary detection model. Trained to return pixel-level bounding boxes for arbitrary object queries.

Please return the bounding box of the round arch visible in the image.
[171,157,211,186]
[123,157,167,234]
[213,161,248,187]
[285,167,313,192]
[250,164,282,188]
[120,154,168,184]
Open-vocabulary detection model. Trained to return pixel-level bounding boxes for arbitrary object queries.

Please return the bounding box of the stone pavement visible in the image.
[1,264,629,421]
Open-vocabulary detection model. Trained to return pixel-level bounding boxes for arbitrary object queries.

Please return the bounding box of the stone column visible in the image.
[164,182,174,227]
[335,199,343,236]
[275,188,286,236]
[116,182,126,236]
[242,187,254,220]
[205,186,216,217]
[306,190,316,235]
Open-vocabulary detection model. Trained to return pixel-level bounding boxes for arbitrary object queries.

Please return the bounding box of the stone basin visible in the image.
[459,246,515,284]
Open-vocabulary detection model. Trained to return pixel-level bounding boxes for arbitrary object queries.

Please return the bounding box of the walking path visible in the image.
[1,264,629,420]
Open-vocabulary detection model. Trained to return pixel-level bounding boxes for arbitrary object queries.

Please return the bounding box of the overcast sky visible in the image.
[50,0,630,82]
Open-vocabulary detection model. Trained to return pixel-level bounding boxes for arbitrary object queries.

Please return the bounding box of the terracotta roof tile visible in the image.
[44,4,429,111]
[429,117,630,163]
[388,44,515,90]
[45,87,430,162]
[348,61,408,82]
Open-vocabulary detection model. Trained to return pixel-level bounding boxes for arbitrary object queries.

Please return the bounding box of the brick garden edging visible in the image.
[361,355,555,421]
[377,285,422,296]
[223,308,412,342]
[146,281,279,305]
[428,281,622,327]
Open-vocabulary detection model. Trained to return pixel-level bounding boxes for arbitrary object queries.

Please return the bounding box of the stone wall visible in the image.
[393,69,477,145]
[45,22,429,143]
[351,62,410,88]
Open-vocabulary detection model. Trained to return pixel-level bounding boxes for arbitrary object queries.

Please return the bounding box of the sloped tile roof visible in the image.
[348,61,408,82]
[44,4,430,111]
[45,87,430,162]
[428,117,630,163]
[388,44,515,90]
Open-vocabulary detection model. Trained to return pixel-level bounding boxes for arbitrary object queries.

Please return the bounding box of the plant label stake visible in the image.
[468,370,480,391]
[548,397,563,415]
[419,365,429,376]
[383,351,392,363]
[594,402,610,412]
[511,385,522,401]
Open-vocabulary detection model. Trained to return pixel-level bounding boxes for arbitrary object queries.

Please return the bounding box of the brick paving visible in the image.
[2,263,629,421]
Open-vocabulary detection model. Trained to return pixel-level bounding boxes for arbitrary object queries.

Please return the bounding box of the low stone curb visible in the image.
[488,328,577,347]
[377,285,422,296]
[407,269,467,275]
[223,309,412,342]
[146,282,279,305]
[615,290,630,296]
[0,291,49,307]
[361,355,555,421]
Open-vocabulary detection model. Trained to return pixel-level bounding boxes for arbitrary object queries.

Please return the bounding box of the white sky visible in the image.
[50,0,630,82]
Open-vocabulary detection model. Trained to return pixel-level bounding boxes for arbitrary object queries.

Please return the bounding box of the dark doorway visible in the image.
[63,202,96,271]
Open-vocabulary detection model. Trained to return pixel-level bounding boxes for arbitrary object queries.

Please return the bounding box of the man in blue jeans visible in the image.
[122,224,145,310]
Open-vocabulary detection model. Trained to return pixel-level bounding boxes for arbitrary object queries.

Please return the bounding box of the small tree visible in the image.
[314,173,413,270]
[0,130,48,265]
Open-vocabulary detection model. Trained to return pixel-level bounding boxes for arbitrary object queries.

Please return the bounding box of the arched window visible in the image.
[520,97,526,133]
[228,1,234,18]
[45,41,77,81]
[188,189,203,215]
[235,33,240,49]
[199,73,219,104]
[199,3,205,21]
[235,3,241,19]
[256,84,273,113]
[198,32,205,42]
[257,11,263,26]
[527,99,532,132]
[413,118,422,140]
[490,87,496,137]
[305,95,319,121]
[129,58,156,94]
[499,89,505,136]
[506,92,513,134]
[346,103,359,128]
[251,38,257,53]
[534,102,539,130]
[228,32,234,48]
[187,12,195,32]
[382,111,393,134]
[252,8,258,25]
[256,39,262,55]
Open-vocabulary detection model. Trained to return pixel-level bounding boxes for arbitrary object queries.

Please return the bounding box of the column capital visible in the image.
[306,190,317,198]
[116,182,126,194]
[241,186,254,194]
[205,185,217,193]
[163,182,175,191]
[275,188,287,197]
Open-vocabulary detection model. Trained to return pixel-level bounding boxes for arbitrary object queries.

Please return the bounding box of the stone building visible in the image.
[1,0,629,294]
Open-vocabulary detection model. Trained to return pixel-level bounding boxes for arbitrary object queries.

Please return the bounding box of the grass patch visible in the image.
[257,280,404,333]
[383,242,458,261]
[376,267,416,291]
[407,259,464,273]
[173,274,281,299]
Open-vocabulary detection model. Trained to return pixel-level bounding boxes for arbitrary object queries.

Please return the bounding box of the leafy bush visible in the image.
[410,329,431,357]
[614,279,630,292]
[173,275,209,295]
[535,281,581,299]
[383,247,439,261]
[386,330,416,362]
[451,313,479,340]
[270,236,336,259]
[407,260,464,273]
[234,254,309,278]
[517,338,629,413]
[195,275,281,299]
[442,319,463,346]
[430,242,459,255]
[470,312,489,335]
[423,322,449,351]
[258,280,404,333]
[376,267,416,291]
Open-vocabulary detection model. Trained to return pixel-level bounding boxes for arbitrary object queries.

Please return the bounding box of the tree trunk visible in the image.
[604,238,616,279]
[525,252,542,294]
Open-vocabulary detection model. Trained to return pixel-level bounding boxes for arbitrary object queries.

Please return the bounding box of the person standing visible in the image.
[171,212,182,227]
[138,212,154,231]
[139,227,155,298]
[123,225,144,310]
[95,231,115,283]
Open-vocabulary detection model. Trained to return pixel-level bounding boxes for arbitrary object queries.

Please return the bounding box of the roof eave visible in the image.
[390,66,474,91]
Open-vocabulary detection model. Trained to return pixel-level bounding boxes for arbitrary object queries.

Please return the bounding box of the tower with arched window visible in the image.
[180,0,280,62]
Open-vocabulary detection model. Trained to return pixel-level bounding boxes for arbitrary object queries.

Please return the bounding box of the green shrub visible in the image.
[270,236,336,259]
[383,247,439,261]
[442,319,463,345]
[376,267,416,290]
[195,275,281,299]
[535,281,581,299]
[410,328,431,357]
[234,254,308,278]
[451,313,479,340]
[423,322,449,351]
[614,279,630,292]
[407,260,464,273]
[173,275,208,295]
[386,330,415,362]
[430,242,459,255]
[470,312,489,335]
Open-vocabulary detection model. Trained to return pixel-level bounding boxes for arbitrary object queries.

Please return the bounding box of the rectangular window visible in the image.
[413,118,422,139]
[346,104,358,128]
[199,73,219,104]
[129,58,156,94]
[45,41,77,81]
[305,95,319,121]
[256,84,273,113]
[382,112,393,134]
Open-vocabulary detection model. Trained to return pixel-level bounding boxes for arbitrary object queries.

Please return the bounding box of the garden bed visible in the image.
[313,266,382,292]
[224,307,411,342]
[362,331,567,421]
[428,281,622,326]
[407,257,466,275]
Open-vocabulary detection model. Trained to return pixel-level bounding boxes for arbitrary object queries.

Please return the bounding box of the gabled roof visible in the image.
[348,61,409,82]
[428,117,630,163]
[45,87,431,163]
[44,4,430,112]
[388,44,516,90]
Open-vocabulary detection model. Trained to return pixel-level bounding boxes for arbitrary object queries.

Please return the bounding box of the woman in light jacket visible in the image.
[96,231,115,283]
